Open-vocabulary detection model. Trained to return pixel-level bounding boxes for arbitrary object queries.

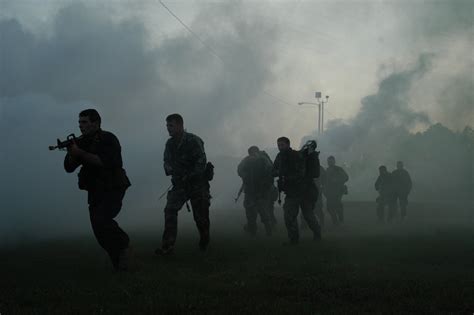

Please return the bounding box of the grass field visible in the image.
[1,201,473,314]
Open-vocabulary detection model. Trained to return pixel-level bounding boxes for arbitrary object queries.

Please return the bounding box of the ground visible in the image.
[1,201,473,314]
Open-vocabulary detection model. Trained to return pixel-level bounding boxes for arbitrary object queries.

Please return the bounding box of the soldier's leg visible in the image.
[336,194,344,223]
[266,186,278,225]
[283,196,300,243]
[256,196,272,236]
[300,212,308,230]
[388,196,397,222]
[400,193,408,219]
[376,197,385,222]
[243,193,258,235]
[89,189,129,269]
[162,187,187,250]
[190,185,211,250]
[269,201,277,225]
[314,194,324,227]
[326,196,339,225]
[301,198,321,240]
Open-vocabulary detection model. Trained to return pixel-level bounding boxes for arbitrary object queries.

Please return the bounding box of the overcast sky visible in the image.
[2,0,472,156]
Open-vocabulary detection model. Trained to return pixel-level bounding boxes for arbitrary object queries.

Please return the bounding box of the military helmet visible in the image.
[302,140,317,153]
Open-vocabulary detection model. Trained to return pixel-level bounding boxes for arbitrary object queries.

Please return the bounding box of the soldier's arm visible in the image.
[80,152,103,167]
[320,168,327,185]
[314,152,321,178]
[64,154,81,173]
[67,142,104,168]
[375,176,381,191]
[341,168,349,183]
[237,158,245,178]
[189,138,207,179]
[272,154,281,177]
[261,152,274,174]
[406,172,413,192]
[93,133,123,169]
[163,141,173,176]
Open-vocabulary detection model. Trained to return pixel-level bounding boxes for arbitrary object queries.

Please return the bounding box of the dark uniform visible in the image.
[274,148,321,243]
[237,152,274,235]
[64,130,131,269]
[300,161,324,229]
[314,166,326,226]
[324,165,349,225]
[391,168,412,219]
[259,151,278,226]
[375,171,396,222]
[162,132,211,250]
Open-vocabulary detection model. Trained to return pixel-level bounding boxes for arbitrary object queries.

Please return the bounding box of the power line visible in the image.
[158,0,295,107]
[158,0,224,63]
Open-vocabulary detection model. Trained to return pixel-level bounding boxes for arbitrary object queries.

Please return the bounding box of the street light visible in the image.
[298,101,321,134]
[298,93,329,134]
[316,94,329,133]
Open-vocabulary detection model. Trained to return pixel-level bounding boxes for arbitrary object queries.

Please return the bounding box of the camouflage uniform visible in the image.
[324,165,349,225]
[274,149,321,243]
[162,132,211,250]
[391,168,412,219]
[238,152,274,235]
[375,171,396,222]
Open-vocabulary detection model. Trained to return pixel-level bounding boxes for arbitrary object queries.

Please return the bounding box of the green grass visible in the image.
[1,202,473,314]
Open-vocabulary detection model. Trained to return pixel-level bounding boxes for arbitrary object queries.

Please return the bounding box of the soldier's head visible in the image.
[79,109,101,136]
[397,161,404,170]
[277,137,290,152]
[379,165,388,175]
[327,156,336,167]
[248,146,260,156]
[166,113,184,138]
[302,140,317,154]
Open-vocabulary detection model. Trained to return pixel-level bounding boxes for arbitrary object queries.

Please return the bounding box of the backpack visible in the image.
[304,151,320,179]
[204,162,214,181]
[300,140,320,179]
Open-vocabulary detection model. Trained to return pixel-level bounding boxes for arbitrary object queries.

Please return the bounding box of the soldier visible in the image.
[258,149,279,227]
[156,114,211,255]
[64,109,131,271]
[324,156,349,225]
[300,156,325,229]
[314,165,327,226]
[391,161,412,219]
[375,165,396,222]
[237,146,274,236]
[273,137,321,244]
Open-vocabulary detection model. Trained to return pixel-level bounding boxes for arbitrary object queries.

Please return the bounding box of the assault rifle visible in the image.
[234,184,244,203]
[49,133,83,151]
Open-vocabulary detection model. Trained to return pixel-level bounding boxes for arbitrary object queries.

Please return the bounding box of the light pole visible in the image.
[298,92,329,134]
[298,101,322,134]
[316,93,329,133]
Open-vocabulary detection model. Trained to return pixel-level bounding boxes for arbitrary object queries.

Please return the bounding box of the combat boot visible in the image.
[119,247,132,270]
[243,224,257,236]
[155,244,174,256]
[313,229,322,241]
[199,232,210,251]
[264,223,272,236]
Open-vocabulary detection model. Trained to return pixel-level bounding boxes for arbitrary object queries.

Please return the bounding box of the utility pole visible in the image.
[298,92,329,135]
[315,92,329,134]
